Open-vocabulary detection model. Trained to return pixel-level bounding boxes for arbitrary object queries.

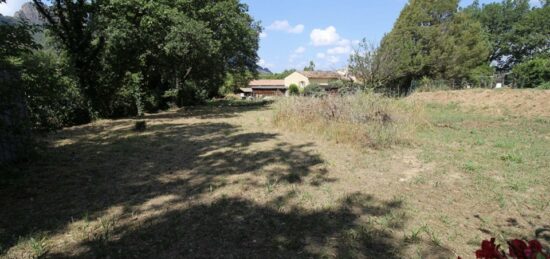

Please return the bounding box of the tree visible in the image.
[304,61,315,71]
[99,0,260,107]
[465,0,532,71]
[512,57,550,88]
[32,0,106,117]
[348,39,398,90]
[377,0,490,93]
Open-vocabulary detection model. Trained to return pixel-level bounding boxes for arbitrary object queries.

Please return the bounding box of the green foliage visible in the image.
[99,0,260,109]
[222,71,255,95]
[303,84,325,97]
[303,61,315,71]
[466,0,549,71]
[378,0,490,94]
[538,82,550,90]
[288,84,299,96]
[33,0,105,116]
[512,57,550,88]
[21,51,89,130]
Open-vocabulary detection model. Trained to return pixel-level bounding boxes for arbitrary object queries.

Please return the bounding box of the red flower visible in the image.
[507,239,549,259]
[508,239,529,259]
[527,240,549,259]
[476,238,507,259]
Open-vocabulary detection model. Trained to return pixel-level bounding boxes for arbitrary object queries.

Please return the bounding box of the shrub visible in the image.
[288,84,299,96]
[538,82,550,90]
[303,83,325,97]
[273,92,424,148]
[512,57,550,88]
[21,51,90,130]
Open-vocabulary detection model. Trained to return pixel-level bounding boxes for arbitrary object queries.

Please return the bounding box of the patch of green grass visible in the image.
[462,161,479,173]
[500,153,523,164]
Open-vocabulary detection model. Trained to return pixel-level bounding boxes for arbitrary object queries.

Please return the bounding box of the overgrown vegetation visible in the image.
[273,92,424,148]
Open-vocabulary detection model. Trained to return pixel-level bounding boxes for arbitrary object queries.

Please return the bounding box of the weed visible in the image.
[265,177,279,193]
[500,153,523,164]
[463,161,478,173]
[25,233,48,258]
[404,225,428,244]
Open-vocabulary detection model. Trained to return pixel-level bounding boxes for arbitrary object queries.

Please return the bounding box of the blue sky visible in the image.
[2,0,541,72]
[242,0,541,72]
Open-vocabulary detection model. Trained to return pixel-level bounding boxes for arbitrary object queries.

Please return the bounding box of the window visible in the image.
[300,81,305,87]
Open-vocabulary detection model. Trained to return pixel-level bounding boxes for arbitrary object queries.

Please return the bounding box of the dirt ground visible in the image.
[1,91,549,258]
[408,89,550,117]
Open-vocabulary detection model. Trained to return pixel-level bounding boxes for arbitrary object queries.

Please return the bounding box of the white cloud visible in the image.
[258,59,275,69]
[317,53,340,64]
[294,46,306,54]
[327,45,351,55]
[259,32,268,39]
[310,26,341,46]
[0,0,26,16]
[267,20,304,34]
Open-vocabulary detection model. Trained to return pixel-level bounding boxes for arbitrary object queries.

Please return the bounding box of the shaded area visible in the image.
[0,104,447,257]
[59,194,406,258]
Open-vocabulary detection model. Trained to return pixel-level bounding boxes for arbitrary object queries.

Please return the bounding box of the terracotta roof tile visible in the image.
[299,71,341,79]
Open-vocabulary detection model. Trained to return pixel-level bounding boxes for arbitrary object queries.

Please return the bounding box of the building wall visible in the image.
[253,89,286,96]
[309,78,332,86]
[284,72,309,88]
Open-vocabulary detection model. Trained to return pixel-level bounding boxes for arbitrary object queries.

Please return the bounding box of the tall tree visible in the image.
[378,0,490,93]
[466,0,532,70]
[32,0,106,116]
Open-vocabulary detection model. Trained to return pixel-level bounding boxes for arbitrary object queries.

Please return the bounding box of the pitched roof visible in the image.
[249,80,285,87]
[299,71,341,79]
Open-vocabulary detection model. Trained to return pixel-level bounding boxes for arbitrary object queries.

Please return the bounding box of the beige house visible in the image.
[284,71,342,89]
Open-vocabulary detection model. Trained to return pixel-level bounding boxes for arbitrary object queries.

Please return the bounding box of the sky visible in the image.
[1,0,541,72]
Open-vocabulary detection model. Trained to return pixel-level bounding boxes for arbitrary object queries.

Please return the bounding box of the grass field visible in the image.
[1,89,549,258]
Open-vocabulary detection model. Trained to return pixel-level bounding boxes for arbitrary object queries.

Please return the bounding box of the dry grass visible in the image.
[1,90,549,258]
[273,92,425,148]
[408,88,550,118]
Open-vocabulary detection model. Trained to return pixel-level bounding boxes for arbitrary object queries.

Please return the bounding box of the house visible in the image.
[240,71,343,97]
[284,71,342,89]
[241,80,286,97]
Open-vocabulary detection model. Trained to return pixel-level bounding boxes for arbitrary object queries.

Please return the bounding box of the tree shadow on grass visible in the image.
[56,194,410,258]
[0,104,450,258]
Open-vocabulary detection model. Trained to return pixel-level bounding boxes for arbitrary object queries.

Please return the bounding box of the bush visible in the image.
[21,51,90,130]
[288,84,299,96]
[512,57,550,88]
[273,92,424,148]
[538,81,550,90]
[303,83,325,97]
